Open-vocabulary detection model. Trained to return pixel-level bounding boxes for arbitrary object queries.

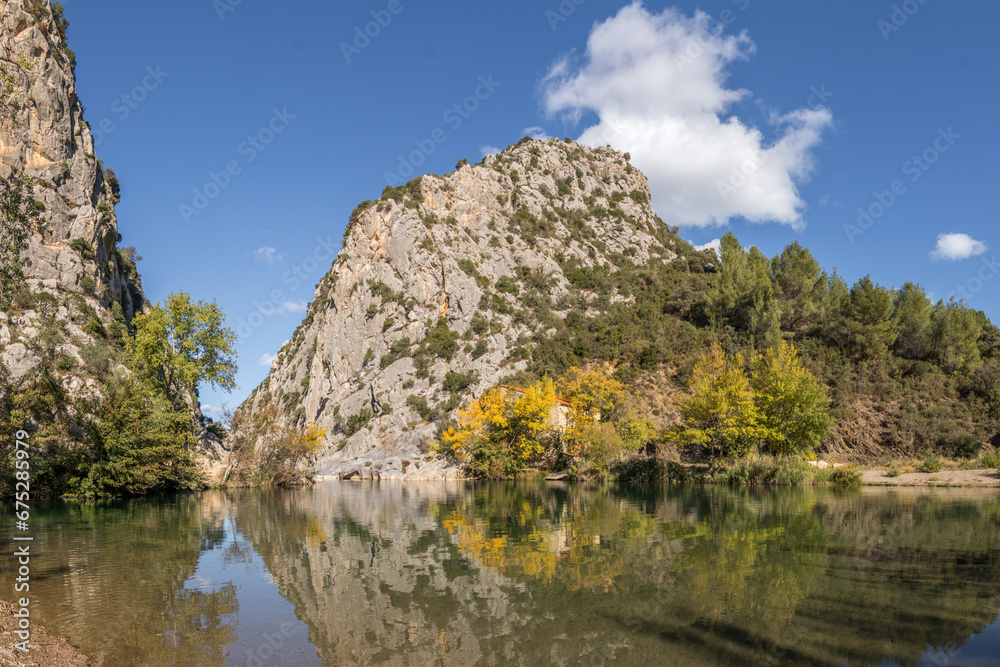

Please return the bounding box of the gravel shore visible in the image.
[0,600,90,666]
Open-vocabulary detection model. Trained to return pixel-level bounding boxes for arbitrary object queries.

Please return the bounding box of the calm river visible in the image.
[4,482,1000,665]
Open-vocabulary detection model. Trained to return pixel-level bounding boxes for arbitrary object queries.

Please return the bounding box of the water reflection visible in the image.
[230,483,1000,666]
[15,493,238,665]
[5,484,1000,665]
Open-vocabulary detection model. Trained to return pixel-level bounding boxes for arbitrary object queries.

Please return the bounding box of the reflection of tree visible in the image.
[227,482,1000,667]
[27,494,238,666]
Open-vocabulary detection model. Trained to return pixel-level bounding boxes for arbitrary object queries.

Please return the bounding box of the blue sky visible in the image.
[59,0,1000,415]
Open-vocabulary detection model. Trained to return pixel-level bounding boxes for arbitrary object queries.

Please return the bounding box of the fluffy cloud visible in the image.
[522,126,552,141]
[480,145,501,157]
[694,238,721,258]
[260,352,277,367]
[201,404,224,416]
[542,3,831,229]
[252,246,284,265]
[930,233,987,261]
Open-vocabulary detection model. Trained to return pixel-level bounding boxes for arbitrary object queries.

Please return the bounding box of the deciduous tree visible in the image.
[671,343,763,463]
[750,340,832,456]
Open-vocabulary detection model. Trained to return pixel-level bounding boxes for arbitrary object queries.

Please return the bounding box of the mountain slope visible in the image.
[242,138,692,479]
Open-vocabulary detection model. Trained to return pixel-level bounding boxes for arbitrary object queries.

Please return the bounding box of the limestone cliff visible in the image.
[244,138,687,479]
[0,0,144,388]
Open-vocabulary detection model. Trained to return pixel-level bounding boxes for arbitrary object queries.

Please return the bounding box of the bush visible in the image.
[951,434,982,459]
[56,355,77,371]
[343,408,373,436]
[70,237,95,260]
[80,341,112,377]
[612,457,667,483]
[920,456,943,473]
[443,370,478,394]
[978,450,1000,469]
[495,276,519,296]
[829,467,862,486]
[83,316,105,338]
[576,422,625,477]
[421,318,459,360]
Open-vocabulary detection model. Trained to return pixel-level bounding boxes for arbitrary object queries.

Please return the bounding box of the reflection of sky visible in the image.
[186,516,321,667]
[919,614,1000,667]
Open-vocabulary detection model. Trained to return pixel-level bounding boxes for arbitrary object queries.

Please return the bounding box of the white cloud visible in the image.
[201,404,224,416]
[541,3,832,229]
[251,246,284,265]
[260,352,277,367]
[522,126,551,141]
[277,300,308,314]
[930,233,987,261]
[480,145,501,157]
[694,238,721,258]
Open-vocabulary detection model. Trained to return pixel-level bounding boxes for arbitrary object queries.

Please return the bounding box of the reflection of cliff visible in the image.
[232,482,1000,666]
[229,482,688,665]
[26,494,236,666]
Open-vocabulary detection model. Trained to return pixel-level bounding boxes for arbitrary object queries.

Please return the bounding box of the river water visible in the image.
[4,482,1000,666]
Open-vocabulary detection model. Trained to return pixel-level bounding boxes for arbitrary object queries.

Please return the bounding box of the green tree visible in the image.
[770,242,825,337]
[671,343,763,463]
[841,276,897,359]
[750,340,833,456]
[892,282,932,360]
[71,370,203,497]
[710,233,775,338]
[128,292,237,405]
[0,174,43,309]
[929,300,982,372]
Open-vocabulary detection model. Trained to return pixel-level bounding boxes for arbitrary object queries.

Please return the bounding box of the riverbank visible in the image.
[862,468,1000,486]
[0,600,90,666]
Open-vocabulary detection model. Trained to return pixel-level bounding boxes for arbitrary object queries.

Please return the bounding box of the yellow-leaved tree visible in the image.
[671,343,764,464]
[750,340,832,456]
[436,378,556,479]
[556,366,626,455]
[557,366,656,474]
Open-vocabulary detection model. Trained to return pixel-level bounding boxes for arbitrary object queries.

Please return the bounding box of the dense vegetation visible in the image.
[0,285,238,498]
[488,227,999,467]
[0,175,241,498]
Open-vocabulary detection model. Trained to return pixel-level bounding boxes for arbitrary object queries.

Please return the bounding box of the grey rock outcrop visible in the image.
[1,2,222,478]
[245,138,682,478]
[1,1,144,380]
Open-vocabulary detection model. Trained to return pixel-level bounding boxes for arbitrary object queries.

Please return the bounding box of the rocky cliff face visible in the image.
[0,0,144,389]
[244,138,684,479]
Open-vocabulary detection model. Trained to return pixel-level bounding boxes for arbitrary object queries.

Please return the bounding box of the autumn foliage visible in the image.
[671,341,832,463]
[437,367,656,478]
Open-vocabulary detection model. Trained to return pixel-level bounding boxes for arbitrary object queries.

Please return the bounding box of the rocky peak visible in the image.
[244,137,683,480]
